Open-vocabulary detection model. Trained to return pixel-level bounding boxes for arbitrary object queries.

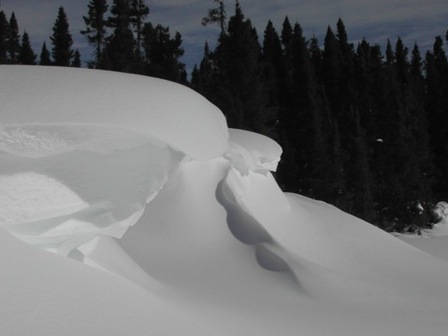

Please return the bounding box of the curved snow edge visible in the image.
[0,65,229,160]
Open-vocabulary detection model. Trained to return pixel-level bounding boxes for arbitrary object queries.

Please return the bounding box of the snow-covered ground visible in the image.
[395,202,448,262]
[1,65,448,336]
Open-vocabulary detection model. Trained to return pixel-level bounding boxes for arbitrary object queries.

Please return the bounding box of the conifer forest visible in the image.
[1,0,447,233]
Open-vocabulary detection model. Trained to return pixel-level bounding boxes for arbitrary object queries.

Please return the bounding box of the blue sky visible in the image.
[1,0,447,74]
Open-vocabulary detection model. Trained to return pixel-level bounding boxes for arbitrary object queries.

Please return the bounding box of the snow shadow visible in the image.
[216,177,301,285]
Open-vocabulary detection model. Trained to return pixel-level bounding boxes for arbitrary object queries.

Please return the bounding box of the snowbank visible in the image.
[2,65,448,336]
[0,65,228,160]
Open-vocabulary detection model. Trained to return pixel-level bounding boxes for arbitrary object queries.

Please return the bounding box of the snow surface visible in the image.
[1,65,448,336]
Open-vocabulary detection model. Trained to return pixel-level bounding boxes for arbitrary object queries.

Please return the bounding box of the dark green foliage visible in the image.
[39,42,52,65]
[130,0,150,57]
[18,32,36,65]
[72,49,81,67]
[425,36,448,201]
[0,10,8,63]
[196,9,447,231]
[50,7,74,66]
[104,0,137,72]
[206,1,276,137]
[7,12,20,63]
[81,0,108,68]
[141,23,186,82]
[201,0,227,35]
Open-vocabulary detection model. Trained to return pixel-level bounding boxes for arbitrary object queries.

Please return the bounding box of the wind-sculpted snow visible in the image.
[0,65,229,160]
[0,127,181,258]
[2,66,448,336]
[226,128,282,175]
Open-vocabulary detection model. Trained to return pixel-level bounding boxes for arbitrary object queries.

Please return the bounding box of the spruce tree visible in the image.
[201,0,227,36]
[322,21,374,219]
[71,49,81,67]
[296,24,331,199]
[18,32,36,65]
[7,12,20,63]
[130,0,150,57]
[81,0,108,68]
[425,36,448,201]
[39,42,52,65]
[262,20,283,120]
[0,10,8,63]
[141,22,186,82]
[50,7,74,66]
[190,41,214,94]
[105,0,137,72]
[213,1,274,135]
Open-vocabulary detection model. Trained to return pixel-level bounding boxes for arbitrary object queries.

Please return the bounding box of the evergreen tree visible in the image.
[0,10,8,63]
[39,42,52,65]
[201,0,227,36]
[105,0,137,72]
[18,31,36,65]
[425,36,448,201]
[321,25,349,208]
[262,20,283,120]
[141,22,186,82]
[130,0,150,57]
[280,16,293,52]
[190,41,215,94]
[285,23,331,199]
[71,49,81,67]
[309,35,322,78]
[212,1,275,135]
[7,12,20,63]
[81,0,108,68]
[321,21,374,219]
[50,7,74,66]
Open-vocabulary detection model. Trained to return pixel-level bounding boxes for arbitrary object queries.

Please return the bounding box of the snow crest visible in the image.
[0,65,229,160]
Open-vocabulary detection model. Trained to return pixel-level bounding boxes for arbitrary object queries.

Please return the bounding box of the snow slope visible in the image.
[397,202,448,262]
[1,65,448,336]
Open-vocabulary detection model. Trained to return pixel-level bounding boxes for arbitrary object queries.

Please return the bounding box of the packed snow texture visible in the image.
[1,65,448,336]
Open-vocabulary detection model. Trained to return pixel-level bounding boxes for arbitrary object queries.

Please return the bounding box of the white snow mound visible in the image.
[0,65,229,160]
[1,65,448,336]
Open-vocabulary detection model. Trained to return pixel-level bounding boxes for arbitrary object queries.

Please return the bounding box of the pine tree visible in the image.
[50,7,74,66]
[213,1,275,135]
[309,35,322,78]
[81,0,108,68]
[425,36,448,201]
[105,0,137,72]
[7,12,20,63]
[321,21,374,219]
[39,42,52,65]
[280,16,293,52]
[141,22,186,82]
[0,10,8,63]
[18,31,36,65]
[288,23,331,199]
[130,0,150,57]
[71,49,81,67]
[262,20,283,117]
[190,41,215,94]
[201,0,227,36]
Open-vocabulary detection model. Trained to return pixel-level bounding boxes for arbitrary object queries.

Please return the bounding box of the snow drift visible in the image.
[1,65,448,336]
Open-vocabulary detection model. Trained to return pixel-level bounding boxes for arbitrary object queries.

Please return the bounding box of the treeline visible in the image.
[191,1,448,232]
[0,0,187,82]
[1,1,447,232]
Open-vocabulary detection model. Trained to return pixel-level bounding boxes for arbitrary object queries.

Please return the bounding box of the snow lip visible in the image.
[0,65,229,160]
[226,128,282,175]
